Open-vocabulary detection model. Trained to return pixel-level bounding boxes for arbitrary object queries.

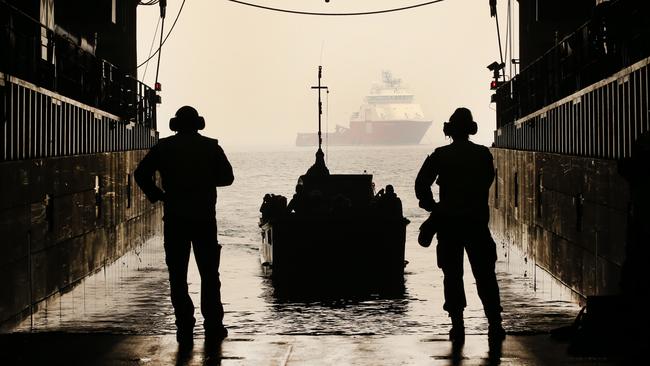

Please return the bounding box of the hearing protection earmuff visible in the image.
[443,120,478,137]
[169,105,205,131]
[169,115,205,131]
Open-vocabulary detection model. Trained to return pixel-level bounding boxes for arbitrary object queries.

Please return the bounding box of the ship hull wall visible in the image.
[0,150,162,326]
[489,148,629,299]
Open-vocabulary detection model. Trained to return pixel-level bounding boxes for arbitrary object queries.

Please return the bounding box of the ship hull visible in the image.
[296,120,432,146]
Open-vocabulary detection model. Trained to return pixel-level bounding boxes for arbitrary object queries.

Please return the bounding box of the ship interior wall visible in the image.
[489,0,650,303]
[488,57,649,302]
[0,74,161,326]
[0,150,162,326]
[489,147,629,300]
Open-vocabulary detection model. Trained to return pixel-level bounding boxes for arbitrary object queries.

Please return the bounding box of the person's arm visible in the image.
[134,145,165,203]
[415,153,438,211]
[214,143,234,187]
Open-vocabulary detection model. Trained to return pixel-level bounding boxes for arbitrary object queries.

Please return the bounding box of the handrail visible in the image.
[494,0,650,128]
[0,1,157,128]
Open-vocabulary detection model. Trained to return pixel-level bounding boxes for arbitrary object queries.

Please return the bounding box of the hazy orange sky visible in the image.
[136,0,518,148]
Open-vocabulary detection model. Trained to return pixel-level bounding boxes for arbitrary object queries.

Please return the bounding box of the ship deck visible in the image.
[0,332,628,365]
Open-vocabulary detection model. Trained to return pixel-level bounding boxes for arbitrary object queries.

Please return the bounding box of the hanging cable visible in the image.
[154,10,165,90]
[227,0,447,16]
[503,0,510,79]
[142,16,161,80]
[491,0,506,82]
[137,0,186,69]
[512,0,519,74]
[508,0,517,79]
[507,0,512,79]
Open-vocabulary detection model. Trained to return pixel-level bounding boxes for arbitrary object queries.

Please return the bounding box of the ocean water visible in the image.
[15,145,580,336]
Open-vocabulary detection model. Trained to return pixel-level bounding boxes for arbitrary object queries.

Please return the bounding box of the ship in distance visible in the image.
[296,71,432,146]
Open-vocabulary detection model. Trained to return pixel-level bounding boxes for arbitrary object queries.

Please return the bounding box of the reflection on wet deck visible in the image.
[11,225,581,337]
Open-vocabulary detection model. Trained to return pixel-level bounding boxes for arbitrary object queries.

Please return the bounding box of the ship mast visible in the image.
[311,66,328,153]
[305,65,330,177]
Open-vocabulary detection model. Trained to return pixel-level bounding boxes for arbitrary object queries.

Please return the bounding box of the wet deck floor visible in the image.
[1,227,623,365]
[8,232,580,337]
[0,332,623,365]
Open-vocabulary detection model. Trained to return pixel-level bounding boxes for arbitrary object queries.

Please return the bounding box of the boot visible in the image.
[449,313,465,343]
[176,327,194,345]
[205,324,228,341]
[488,314,506,341]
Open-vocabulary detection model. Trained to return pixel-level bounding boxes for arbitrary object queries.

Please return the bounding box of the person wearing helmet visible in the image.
[134,105,234,345]
[415,107,505,343]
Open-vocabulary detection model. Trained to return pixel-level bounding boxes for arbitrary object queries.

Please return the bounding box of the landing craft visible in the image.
[260,67,409,295]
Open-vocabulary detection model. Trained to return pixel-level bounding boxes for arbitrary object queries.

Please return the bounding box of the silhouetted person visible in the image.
[415,107,504,343]
[373,185,403,218]
[381,185,403,218]
[259,193,287,222]
[134,106,234,345]
[287,184,306,214]
[260,193,273,220]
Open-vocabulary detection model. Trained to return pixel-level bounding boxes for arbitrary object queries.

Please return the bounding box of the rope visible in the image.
[136,0,186,69]
[227,0,447,16]
[142,17,161,80]
[154,15,165,85]
[494,8,505,81]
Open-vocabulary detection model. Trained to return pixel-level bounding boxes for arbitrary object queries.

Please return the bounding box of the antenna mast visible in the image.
[311,65,328,152]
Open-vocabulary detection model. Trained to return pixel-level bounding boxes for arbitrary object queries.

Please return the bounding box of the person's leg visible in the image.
[465,225,505,339]
[436,231,466,341]
[191,220,225,338]
[163,220,196,340]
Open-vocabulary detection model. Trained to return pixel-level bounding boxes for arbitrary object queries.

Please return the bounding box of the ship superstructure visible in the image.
[296,71,431,146]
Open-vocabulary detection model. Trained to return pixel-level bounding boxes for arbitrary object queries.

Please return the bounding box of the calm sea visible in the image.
[16,146,580,336]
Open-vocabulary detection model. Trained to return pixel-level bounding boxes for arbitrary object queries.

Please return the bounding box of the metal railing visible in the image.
[495,0,650,129]
[494,56,649,160]
[0,1,157,128]
[1,74,158,161]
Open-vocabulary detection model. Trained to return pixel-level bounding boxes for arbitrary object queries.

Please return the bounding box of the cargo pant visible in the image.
[163,219,224,333]
[436,221,503,322]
